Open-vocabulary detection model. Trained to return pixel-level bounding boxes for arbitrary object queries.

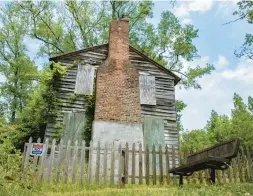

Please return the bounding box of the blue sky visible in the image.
[151,0,253,131]
[1,0,252,131]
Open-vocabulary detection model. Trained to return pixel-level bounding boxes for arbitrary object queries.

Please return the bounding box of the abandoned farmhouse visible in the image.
[45,19,180,150]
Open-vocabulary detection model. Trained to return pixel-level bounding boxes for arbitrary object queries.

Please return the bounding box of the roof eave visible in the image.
[49,43,181,85]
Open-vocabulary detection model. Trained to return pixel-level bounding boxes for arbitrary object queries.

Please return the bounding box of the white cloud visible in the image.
[188,0,213,12]
[176,57,252,131]
[174,0,213,18]
[174,5,189,18]
[221,59,253,84]
[181,18,193,24]
[215,55,229,70]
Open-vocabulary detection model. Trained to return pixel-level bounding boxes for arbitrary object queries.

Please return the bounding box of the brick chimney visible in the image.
[94,19,141,123]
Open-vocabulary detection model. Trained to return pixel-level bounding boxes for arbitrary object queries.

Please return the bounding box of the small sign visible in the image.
[30,143,45,156]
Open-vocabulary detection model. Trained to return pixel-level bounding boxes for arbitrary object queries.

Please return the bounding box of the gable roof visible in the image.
[49,44,181,85]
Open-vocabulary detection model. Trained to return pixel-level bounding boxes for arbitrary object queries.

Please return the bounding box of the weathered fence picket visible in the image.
[64,140,71,184]
[103,142,108,184]
[131,143,136,184]
[71,140,78,184]
[56,139,63,183]
[125,143,129,184]
[172,145,176,185]
[159,144,163,185]
[32,138,41,182]
[118,143,122,186]
[21,139,252,186]
[80,140,86,184]
[145,144,150,185]
[48,138,56,183]
[95,141,100,184]
[110,143,115,185]
[165,145,170,185]
[22,137,33,181]
[39,138,48,183]
[88,141,93,184]
[152,144,156,185]
[139,143,143,184]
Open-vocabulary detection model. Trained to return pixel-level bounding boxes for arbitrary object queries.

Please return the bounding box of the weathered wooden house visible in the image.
[46,19,180,150]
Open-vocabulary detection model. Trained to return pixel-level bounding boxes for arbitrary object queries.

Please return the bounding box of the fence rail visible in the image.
[21,137,253,185]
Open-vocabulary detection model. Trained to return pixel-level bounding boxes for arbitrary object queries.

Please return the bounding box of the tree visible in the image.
[0,5,37,123]
[230,93,253,147]
[181,93,253,150]
[232,1,253,60]
[181,129,211,152]
[15,1,213,90]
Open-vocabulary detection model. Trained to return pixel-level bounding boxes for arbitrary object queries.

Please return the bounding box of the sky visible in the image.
[0,0,252,131]
[150,0,253,131]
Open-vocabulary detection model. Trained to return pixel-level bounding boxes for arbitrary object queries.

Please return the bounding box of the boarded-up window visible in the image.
[143,116,165,149]
[75,64,94,95]
[139,75,156,105]
[62,112,86,144]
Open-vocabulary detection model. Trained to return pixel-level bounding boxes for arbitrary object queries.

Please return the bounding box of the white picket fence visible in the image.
[21,137,180,185]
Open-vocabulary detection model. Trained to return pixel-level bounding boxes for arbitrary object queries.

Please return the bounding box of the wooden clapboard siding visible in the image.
[45,44,178,149]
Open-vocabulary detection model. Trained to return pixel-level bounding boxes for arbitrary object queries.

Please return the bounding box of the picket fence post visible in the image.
[39,138,48,183]
[64,140,71,184]
[21,137,33,181]
[56,139,63,183]
[80,140,86,184]
[71,140,78,184]
[118,143,122,186]
[139,143,143,184]
[131,143,136,184]
[95,141,101,184]
[88,141,93,184]
[48,139,56,183]
[152,144,156,185]
[31,138,41,183]
[145,144,150,185]
[125,143,129,184]
[103,142,108,184]
[110,143,115,185]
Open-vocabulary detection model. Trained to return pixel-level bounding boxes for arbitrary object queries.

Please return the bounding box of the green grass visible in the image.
[1,182,253,196]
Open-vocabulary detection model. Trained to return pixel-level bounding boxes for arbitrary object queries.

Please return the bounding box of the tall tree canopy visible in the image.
[15,0,213,90]
[181,93,253,151]
[0,5,37,123]
[232,0,253,60]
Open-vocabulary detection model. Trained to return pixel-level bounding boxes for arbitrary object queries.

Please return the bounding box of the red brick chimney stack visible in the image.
[94,18,141,123]
[108,18,130,68]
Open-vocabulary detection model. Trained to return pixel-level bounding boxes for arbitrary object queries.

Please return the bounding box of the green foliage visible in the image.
[14,1,213,90]
[83,92,96,146]
[181,93,253,151]
[0,5,38,122]
[181,129,212,152]
[9,62,68,149]
[176,100,187,133]
[233,1,253,60]
[0,136,22,181]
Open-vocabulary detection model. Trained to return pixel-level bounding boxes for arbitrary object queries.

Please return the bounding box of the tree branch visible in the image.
[222,13,247,25]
